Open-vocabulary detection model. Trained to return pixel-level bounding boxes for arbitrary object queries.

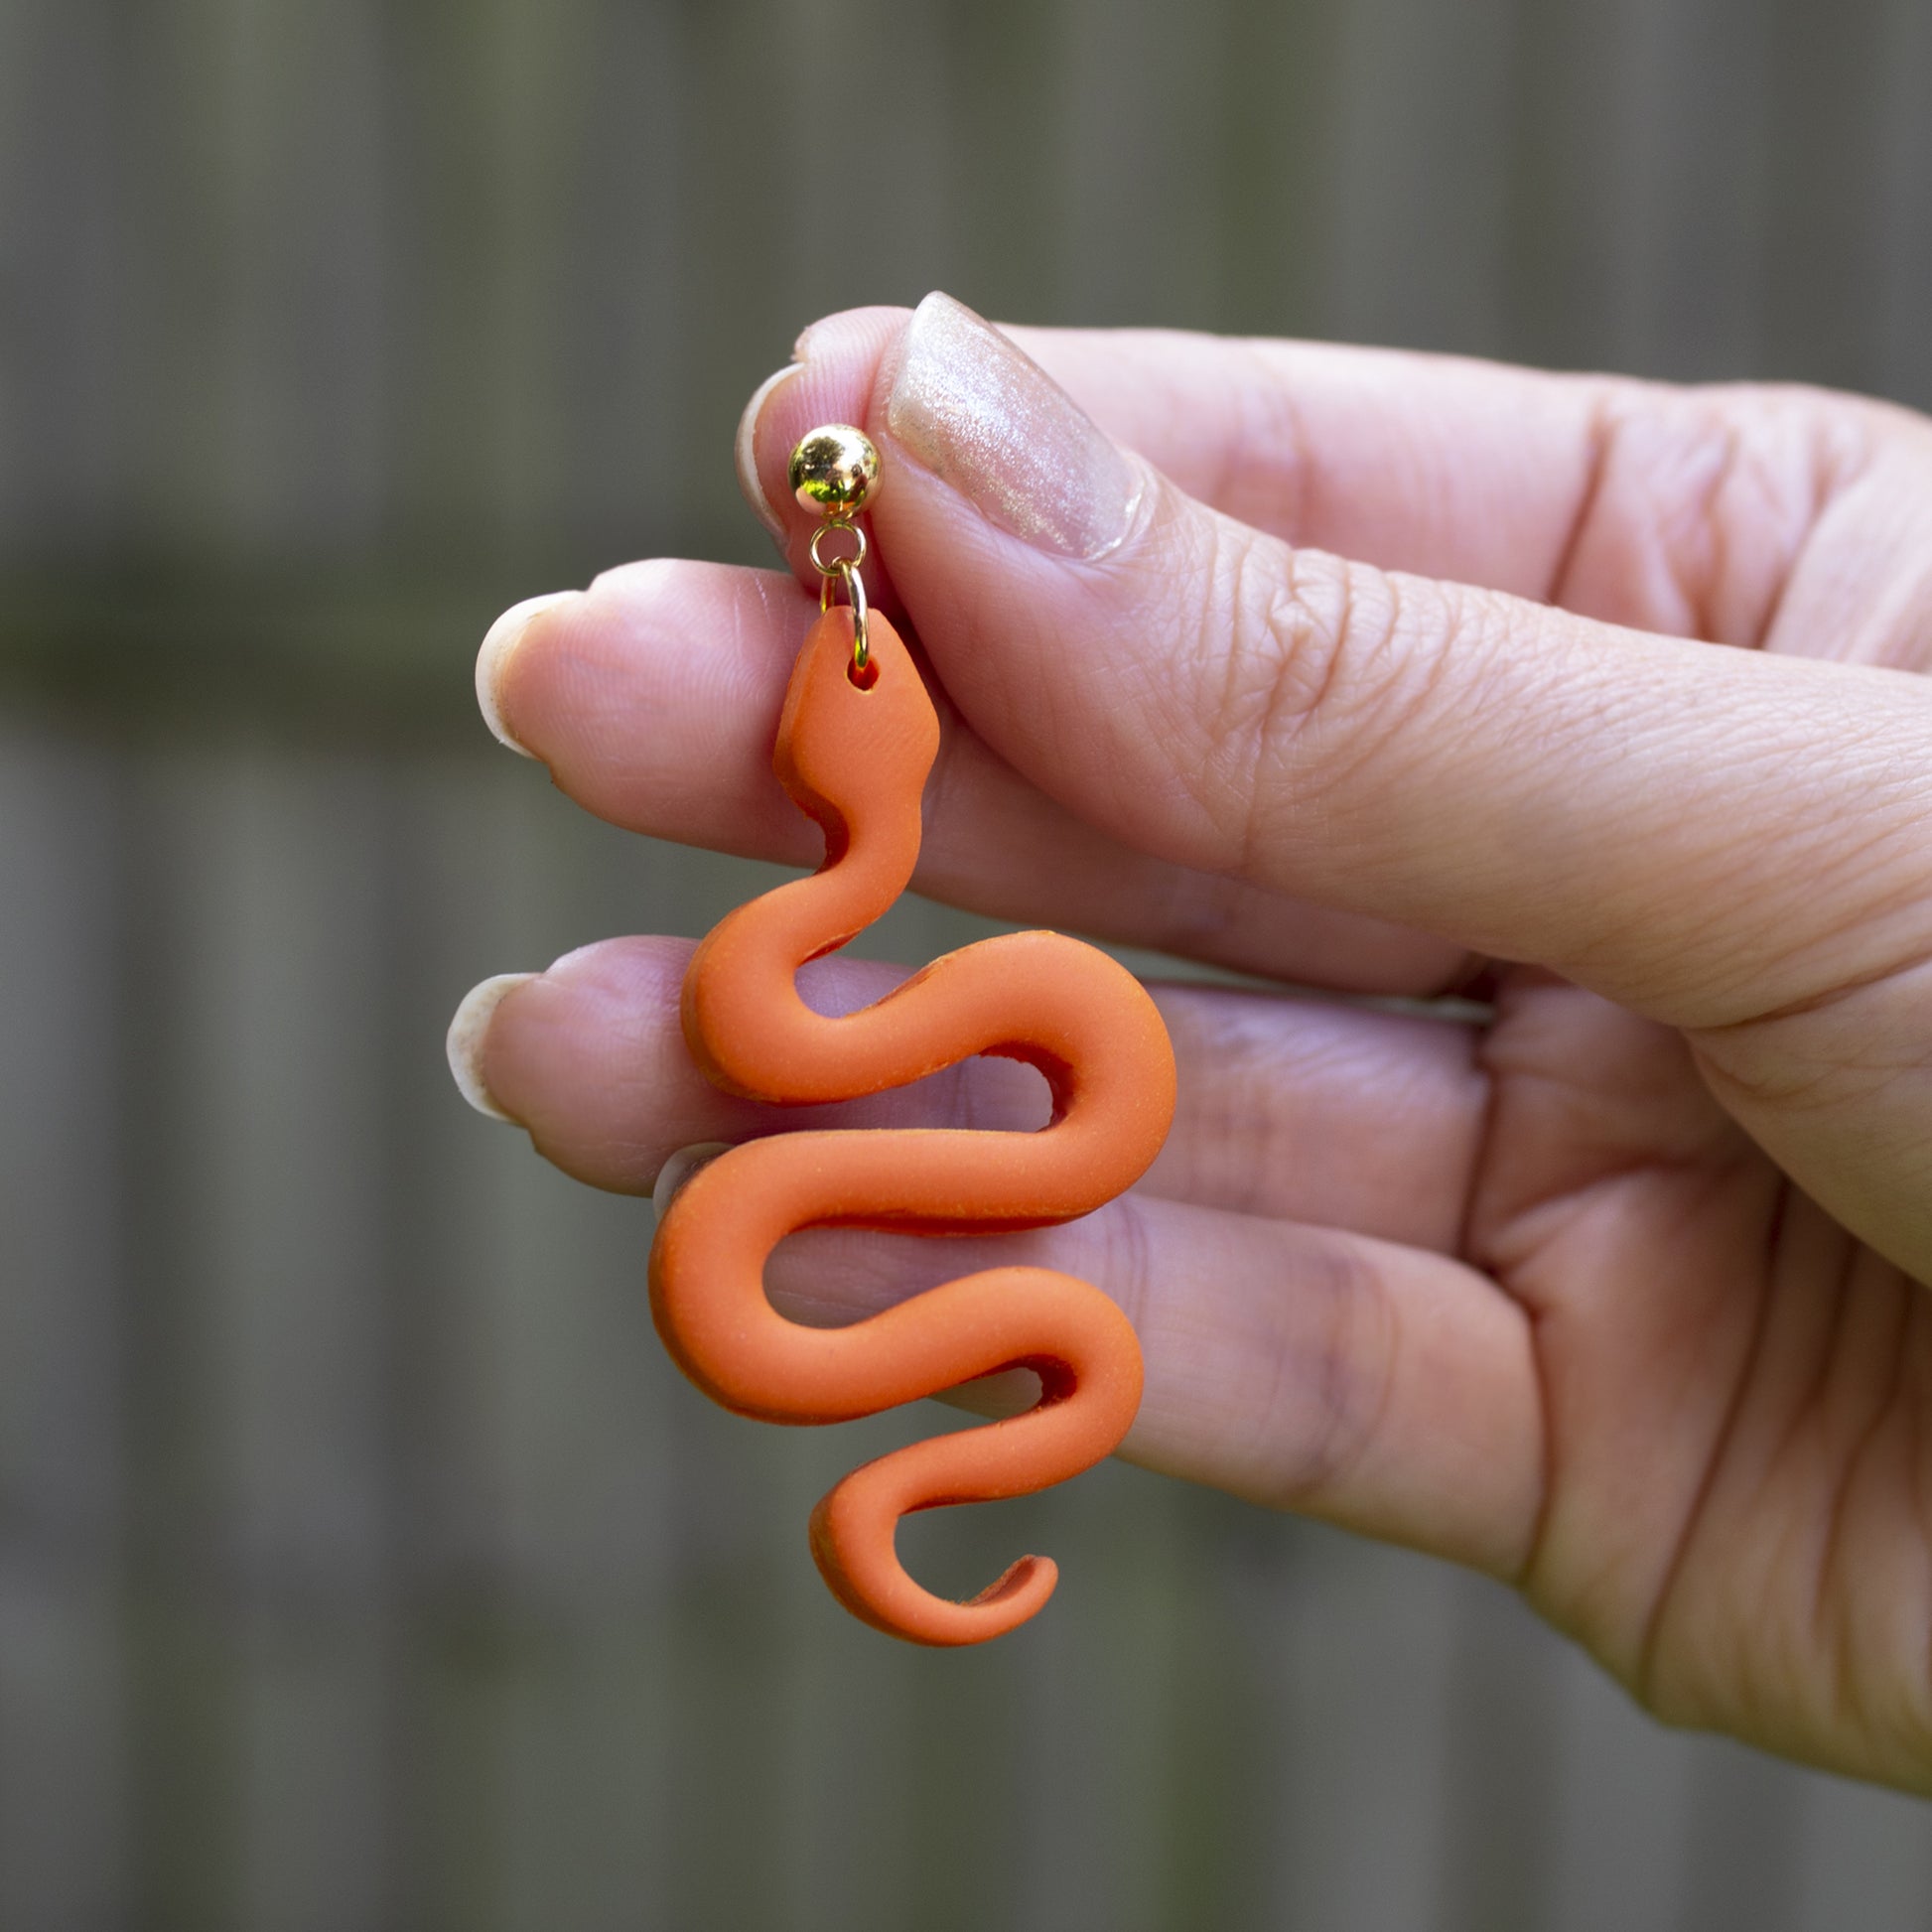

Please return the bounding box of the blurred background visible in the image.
[5,0,1932,1927]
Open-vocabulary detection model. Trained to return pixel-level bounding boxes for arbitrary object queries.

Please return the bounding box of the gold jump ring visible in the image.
[808,521,867,577]
[817,557,870,673]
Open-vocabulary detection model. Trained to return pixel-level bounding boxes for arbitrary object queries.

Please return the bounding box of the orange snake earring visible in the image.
[648,425,1176,1644]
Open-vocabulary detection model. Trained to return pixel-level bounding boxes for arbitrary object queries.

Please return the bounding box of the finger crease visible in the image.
[1545,385,1619,609]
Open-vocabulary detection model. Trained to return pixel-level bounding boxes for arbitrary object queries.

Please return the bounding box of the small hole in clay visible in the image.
[848,653,880,691]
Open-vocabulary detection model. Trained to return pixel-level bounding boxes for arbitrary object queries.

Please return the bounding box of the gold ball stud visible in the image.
[787,424,881,516]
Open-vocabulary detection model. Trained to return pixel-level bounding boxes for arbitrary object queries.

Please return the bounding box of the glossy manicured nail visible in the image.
[884,290,1140,560]
[736,363,803,544]
[476,592,575,757]
[446,973,536,1122]
[652,1141,733,1209]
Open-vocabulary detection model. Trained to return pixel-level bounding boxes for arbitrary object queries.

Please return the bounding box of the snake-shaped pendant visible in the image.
[649,603,1175,1644]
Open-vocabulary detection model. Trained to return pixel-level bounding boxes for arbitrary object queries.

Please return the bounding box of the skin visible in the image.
[475,306,1932,1789]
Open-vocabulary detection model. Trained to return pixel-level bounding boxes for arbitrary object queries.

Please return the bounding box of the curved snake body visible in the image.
[649,607,1175,1644]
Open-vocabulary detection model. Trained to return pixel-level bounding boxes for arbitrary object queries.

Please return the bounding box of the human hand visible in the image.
[452,293,1932,1789]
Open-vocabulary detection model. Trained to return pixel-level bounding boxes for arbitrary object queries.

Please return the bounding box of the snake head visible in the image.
[772,606,938,879]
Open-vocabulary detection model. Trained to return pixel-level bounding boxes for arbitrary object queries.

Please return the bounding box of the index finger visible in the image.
[757,309,1867,643]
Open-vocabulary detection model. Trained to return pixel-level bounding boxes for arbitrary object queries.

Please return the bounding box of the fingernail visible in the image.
[446,973,536,1122]
[651,1141,733,1209]
[476,592,575,758]
[736,362,803,544]
[885,290,1140,560]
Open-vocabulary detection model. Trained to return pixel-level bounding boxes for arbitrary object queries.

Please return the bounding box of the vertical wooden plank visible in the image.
[376,0,498,559]
[458,0,601,557]
[1214,0,1355,342]
[1756,0,1892,393]
[0,725,133,1932]
[0,0,130,556]
[1254,1529,1461,1928]
[115,747,238,1932]
[781,0,960,327]
[251,0,396,551]
[1672,1739,1804,1932]
[147,743,399,1932]
[0,1568,132,1932]
[119,0,270,557]
[1616,0,1781,382]
[1789,1770,1932,1932]
[581,0,793,564]
[382,0,600,568]
[1496,0,1683,372]
[551,0,698,562]
[1017,1466,1206,1932]
[928,0,1069,333]
[398,754,710,1932]
[1435,1579,1564,1932]
[1539,1647,1702,1931]
[105,0,368,554]
[1495,0,1784,383]
[762,1408,924,1932]
[1315,0,1520,356]
[144,0,394,554]
[1052,0,1233,330]
[1871,0,1932,410]
[0,0,401,562]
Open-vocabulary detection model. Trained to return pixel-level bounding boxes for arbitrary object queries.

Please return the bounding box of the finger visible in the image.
[761,1192,1542,1579]
[748,292,1932,1035]
[756,305,1892,644]
[1005,327,1601,596]
[483,558,1467,992]
[471,938,1487,1253]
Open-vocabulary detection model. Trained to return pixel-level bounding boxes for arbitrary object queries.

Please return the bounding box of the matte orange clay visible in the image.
[648,607,1176,1645]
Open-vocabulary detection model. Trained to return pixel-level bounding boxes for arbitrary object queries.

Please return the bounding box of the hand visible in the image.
[452,292,1932,1789]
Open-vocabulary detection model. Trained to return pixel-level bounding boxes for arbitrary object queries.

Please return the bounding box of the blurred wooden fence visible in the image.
[5,1,1932,1928]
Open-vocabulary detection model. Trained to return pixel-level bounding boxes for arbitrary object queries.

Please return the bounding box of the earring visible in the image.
[648,424,1176,1645]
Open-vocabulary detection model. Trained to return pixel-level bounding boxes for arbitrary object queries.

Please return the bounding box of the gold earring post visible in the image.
[789,424,879,673]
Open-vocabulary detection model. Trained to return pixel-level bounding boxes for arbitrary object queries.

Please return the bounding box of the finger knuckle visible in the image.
[1209,534,1468,868]
[1571,383,1868,645]
[1252,1234,1400,1511]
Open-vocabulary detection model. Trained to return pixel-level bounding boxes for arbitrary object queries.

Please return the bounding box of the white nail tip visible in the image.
[735,363,801,544]
[446,973,537,1122]
[476,591,575,758]
[651,1141,733,1209]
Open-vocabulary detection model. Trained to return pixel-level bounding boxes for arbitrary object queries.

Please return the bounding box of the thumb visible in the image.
[750,294,1932,1037]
